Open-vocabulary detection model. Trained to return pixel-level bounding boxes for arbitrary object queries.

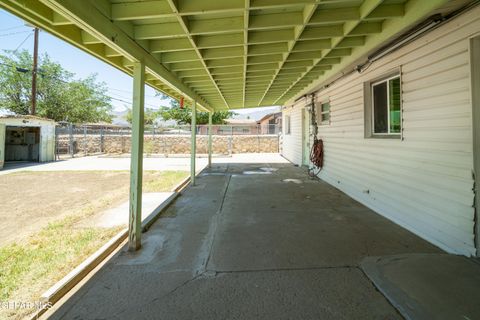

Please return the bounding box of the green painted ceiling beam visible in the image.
[300,25,344,40]
[189,16,244,35]
[178,0,244,15]
[207,57,244,67]
[367,4,405,20]
[164,0,230,109]
[349,22,384,36]
[256,2,319,106]
[112,1,173,21]
[150,38,193,52]
[274,0,388,104]
[249,29,296,44]
[282,0,450,105]
[2,0,455,111]
[249,43,289,55]
[249,12,304,29]
[248,54,284,64]
[39,0,213,111]
[134,22,185,40]
[161,50,198,63]
[195,33,243,49]
[287,51,324,61]
[309,7,359,24]
[336,36,366,48]
[51,11,71,25]
[0,0,192,108]
[202,46,245,60]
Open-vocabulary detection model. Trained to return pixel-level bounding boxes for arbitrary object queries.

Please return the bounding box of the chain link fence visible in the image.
[55,123,281,159]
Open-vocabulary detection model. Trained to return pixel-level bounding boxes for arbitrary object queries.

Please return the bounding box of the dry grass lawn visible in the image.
[0,170,188,320]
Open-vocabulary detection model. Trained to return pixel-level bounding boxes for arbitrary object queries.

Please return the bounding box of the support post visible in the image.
[208,111,213,168]
[83,125,87,156]
[128,60,145,252]
[190,101,197,186]
[68,123,74,158]
[100,127,104,153]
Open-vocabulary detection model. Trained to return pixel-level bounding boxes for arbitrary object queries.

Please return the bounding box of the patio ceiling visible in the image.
[0,0,449,111]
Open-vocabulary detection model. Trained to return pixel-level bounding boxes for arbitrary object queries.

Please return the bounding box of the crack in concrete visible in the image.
[358,265,405,319]
[206,265,359,274]
[112,272,206,319]
[201,173,232,273]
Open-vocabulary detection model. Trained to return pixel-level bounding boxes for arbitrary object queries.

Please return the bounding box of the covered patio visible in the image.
[44,157,450,319]
[2,0,480,319]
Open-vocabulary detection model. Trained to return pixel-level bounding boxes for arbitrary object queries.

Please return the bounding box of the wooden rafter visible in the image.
[0,0,451,110]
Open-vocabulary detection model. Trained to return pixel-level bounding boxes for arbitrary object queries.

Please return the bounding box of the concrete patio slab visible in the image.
[0,153,286,175]
[86,192,174,228]
[45,161,445,320]
[117,268,402,320]
[361,254,480,320]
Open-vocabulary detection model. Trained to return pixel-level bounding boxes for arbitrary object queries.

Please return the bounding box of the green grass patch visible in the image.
[143,170,189,193]
[0,217,122,319]
[0,170,188,319]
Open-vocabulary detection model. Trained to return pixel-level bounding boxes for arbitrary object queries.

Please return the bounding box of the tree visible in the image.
[125,107,159,125]
[156,100,233,125]
[0,50,113,123]
[155,91,235,125]
[159,106,234,125]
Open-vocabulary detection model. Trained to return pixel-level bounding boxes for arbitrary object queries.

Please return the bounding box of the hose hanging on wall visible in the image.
[308,94,324,178]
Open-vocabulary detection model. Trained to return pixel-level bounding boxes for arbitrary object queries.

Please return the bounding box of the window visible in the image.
[319,102,330,124]
[365,73,402,137]
[285,115,291,134]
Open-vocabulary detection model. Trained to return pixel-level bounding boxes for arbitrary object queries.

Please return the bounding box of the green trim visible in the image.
[128,61,145,252]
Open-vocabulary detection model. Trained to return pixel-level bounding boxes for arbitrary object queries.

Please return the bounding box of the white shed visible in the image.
[0,115,56,169]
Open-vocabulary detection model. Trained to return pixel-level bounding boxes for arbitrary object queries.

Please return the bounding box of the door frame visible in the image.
[301,107,311,166]
[470,35,480,256]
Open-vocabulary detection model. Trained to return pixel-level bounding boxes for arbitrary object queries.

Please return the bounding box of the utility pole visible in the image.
[31,27,39,115]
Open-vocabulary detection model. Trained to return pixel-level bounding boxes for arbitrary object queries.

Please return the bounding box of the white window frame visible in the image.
[319,101,331,125]
[364,69,402,139]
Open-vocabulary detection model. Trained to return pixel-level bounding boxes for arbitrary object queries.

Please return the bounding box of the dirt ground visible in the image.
[0,171,179,246]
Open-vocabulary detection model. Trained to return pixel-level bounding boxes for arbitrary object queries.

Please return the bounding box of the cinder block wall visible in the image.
[57,134,280,155]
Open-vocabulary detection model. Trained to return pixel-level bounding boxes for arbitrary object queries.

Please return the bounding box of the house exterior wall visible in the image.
[282,102,304,165]
[0,117,56,163]
[281,6,480,256]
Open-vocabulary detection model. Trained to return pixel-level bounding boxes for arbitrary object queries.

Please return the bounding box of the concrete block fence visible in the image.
[56,134,280,156]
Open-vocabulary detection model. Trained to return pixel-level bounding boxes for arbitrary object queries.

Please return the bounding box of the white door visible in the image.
[0,124,5,169]
[302,108,310,166]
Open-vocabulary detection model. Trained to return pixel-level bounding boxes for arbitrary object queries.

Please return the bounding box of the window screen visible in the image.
[371,75,401,135]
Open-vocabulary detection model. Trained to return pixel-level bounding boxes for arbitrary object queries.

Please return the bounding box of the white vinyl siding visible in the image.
[281,6,479,256]
[281,104,303,165]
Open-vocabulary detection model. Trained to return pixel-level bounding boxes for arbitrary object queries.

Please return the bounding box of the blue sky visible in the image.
[0,8,275,115]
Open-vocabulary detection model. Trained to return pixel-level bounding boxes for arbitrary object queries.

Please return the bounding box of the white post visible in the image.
[128,61,145,251]
[208,112,213,168]
[190,101,197,185]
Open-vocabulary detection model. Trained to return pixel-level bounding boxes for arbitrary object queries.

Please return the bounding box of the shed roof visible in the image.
[0,115,56,124]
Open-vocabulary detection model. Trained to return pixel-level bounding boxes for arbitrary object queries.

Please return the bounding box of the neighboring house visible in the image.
[224,119,259,134]
[0,115,56,169]
[196,118,260,135]
[258,112,282,134]
[282,6,480,256]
